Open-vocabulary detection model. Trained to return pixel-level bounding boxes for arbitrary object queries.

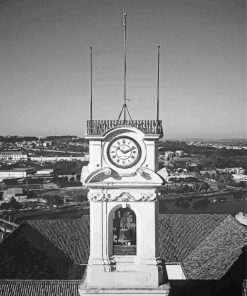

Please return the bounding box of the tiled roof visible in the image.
[158,214,247,279]
[0,280,80,296]
[26,216,90,264]
[158,214,227,262]
[182,215,247,279]
[0,214,246,282]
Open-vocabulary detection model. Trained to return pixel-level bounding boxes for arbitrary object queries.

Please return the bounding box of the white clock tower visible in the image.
[79,120,170,296]
[79,6,169,295]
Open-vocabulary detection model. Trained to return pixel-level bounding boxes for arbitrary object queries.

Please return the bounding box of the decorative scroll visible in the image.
[86,120,163,136]
[88,191,157,202]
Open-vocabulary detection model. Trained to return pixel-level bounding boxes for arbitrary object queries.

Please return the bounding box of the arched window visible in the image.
[112,207,136,255]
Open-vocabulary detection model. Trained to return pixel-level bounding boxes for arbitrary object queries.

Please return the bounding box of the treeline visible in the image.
[53,160,88,175]
[159,140,246,156]
[0,135,88,143]
[0,136,38,143]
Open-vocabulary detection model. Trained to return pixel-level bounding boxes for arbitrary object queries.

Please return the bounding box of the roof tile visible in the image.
[27,216,90,264]
[0,280,80,296]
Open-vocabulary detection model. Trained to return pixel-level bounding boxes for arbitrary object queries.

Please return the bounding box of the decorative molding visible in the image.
[88,191,157,202]
[103,167,112,176]
[136,168,144,176]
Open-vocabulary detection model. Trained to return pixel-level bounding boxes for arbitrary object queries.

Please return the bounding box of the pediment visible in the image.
[84,167,164,187]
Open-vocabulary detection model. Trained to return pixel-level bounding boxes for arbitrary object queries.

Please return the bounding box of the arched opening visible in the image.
[112,207,136,255]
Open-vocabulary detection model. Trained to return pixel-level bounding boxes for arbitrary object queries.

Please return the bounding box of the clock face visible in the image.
[107,136,141,168]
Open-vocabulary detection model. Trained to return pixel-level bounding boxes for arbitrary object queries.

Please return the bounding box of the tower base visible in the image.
[78,259,170,296]
[79,286,170,296]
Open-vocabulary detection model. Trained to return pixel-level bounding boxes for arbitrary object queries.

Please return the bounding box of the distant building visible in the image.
[14,195,28,203]
[175,150,184,157]
[232,174,247,182]
[200,169,217,178]
[7,187,23,196]
[36,169,54,176]
[0,168,34,181]
[217,167,245,175]
[0,151,28,162]
[0,191,8,201]
[30,155,88,162]
[164,151,175,160]
[41,140,52,147]
[166,172,197,182]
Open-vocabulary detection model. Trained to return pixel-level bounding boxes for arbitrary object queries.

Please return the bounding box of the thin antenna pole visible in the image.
[156,45,160,121]
[90,46,93,131]
[123,4,127,122]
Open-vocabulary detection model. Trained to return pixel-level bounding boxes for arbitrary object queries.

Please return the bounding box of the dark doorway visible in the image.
[113,207,136,255]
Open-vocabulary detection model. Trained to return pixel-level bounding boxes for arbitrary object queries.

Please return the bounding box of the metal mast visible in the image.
[123,4,127,121]
[90,46,93,132]
[118,4,132,122]
[156,45,160,121]
[90,47,93,121]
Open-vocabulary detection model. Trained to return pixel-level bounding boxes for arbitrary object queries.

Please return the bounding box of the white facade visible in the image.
[164,151,174,161]
[175,150,184,157]
[217,167,245,175]
[232,174,247,181]
[36,169,54,175]
[30,156,88,162]
[79,125,170,296]
[0,151,28,161]
[0,170,27,181]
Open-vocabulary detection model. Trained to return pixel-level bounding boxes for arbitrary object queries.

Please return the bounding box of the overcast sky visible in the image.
[0,0,245,139]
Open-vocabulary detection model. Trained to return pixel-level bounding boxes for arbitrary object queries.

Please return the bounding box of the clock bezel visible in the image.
[107,135,142,169]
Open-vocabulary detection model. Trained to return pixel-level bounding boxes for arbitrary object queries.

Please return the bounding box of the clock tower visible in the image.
[79,120,170,295]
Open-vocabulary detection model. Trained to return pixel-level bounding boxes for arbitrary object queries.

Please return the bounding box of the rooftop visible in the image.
[0,280,81,296]
[0,214,246,281]
[0,168,34,172]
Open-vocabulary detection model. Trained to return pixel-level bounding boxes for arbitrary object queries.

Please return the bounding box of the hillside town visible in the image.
[0,136,246,234]
[187,140,247,150]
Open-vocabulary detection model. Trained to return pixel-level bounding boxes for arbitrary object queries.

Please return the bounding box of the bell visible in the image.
[118,228,131,244]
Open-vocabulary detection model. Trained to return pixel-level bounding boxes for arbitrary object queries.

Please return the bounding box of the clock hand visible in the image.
[122,147,136,154]
[117,148,126,154]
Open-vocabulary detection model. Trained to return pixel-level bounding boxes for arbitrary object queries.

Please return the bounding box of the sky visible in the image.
[0,0,246,139]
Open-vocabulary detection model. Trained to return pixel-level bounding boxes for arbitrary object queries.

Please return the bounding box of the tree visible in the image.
[218,175,226,190]
[199,182,210,192]
[8,197,22,211]
[0,202,9,211]
[53,196,64,207]
[202,172,210,179]
[69,176,75,183]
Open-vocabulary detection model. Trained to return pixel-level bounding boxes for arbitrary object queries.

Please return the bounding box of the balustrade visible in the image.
[86,120,163,136]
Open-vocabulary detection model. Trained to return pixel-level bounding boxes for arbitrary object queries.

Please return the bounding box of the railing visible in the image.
[87,120,163,136]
